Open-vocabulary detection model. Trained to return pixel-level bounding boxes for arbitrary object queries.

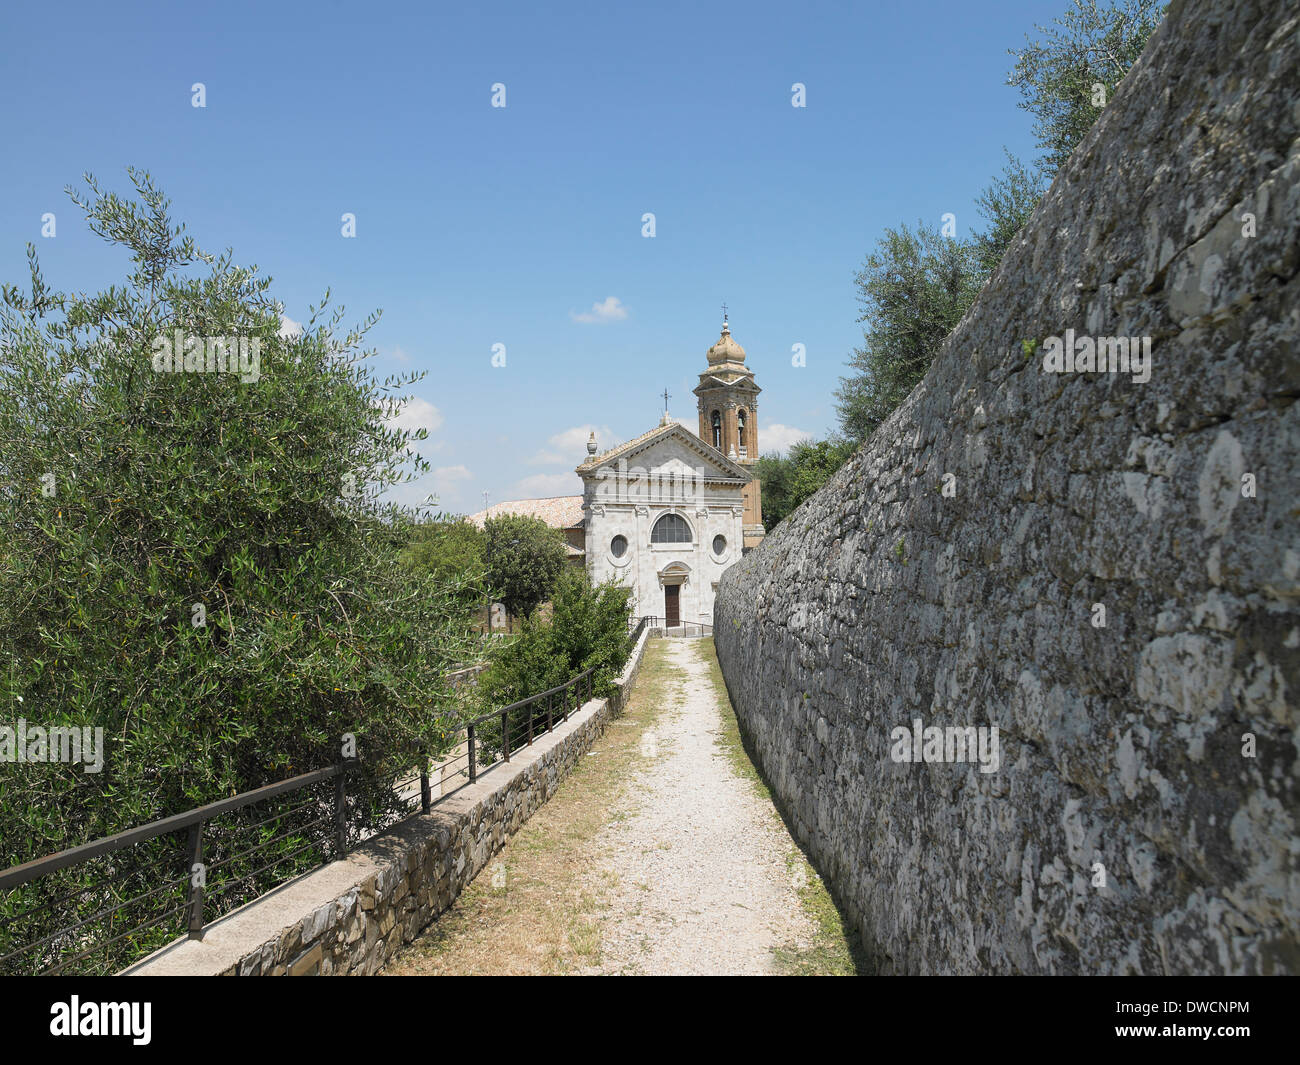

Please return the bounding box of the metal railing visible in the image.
[627,614,653,644]
[0,658,606,976]
[633,616,713,638]
[397,665,595,811]
[0,762,351,976]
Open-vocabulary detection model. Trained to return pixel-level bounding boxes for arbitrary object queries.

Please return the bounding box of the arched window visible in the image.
[737,409,747,451]
[710,410,722,449]
[651,513,692,544]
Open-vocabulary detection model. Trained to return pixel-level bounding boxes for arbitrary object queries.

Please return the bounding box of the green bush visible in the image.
[756,437,857,529]
[483,513,567,622]
[469,569,632,761]
[400,515,490,629]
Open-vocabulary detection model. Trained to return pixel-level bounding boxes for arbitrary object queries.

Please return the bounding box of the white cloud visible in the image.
[528,423,618,465]
[386,396,444,437]
[392,345,411,364]
[758,422,814,456]
[388,464,472,514]
[570,296,628,324]
[507,471,582,498]
[431,464,472,487]
[376,397,459,512]
[278,313,302,338]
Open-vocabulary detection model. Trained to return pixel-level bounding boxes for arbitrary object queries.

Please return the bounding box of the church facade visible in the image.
[576,316,765,626]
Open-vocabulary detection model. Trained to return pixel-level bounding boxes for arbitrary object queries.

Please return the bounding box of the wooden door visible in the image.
[664,584,680,627]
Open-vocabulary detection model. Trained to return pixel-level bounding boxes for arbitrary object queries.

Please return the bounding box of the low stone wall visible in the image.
[125,627,653,976]
[444,662,489,690]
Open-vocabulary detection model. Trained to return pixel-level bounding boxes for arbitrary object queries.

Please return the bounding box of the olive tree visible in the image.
[0,170,481,969]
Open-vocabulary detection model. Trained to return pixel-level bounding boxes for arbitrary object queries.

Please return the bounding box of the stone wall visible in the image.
[444,662,488,690]
[714,0,1299,975]
[125,626,653,976]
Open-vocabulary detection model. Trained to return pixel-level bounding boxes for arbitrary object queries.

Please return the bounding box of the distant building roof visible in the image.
[468,495,585,530]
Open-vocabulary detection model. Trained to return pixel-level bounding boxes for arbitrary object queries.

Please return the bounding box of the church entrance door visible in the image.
[664,584,680,628]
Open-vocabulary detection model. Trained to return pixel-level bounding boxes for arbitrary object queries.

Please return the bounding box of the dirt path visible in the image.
[577,638,812,974]
[386,637,860,976]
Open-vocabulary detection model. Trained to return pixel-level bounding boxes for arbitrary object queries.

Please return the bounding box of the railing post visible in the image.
[527,699,534,745]
[420,749,431,814]
[562,685,569,721]
[185,822,205,940]
[334,765,348,859]
[502,709,510,762]
[547,692,553,732]
[468,725,477,783]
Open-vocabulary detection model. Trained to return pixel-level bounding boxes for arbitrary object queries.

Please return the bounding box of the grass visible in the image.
[383,640,680,976]
[692,638,868,976]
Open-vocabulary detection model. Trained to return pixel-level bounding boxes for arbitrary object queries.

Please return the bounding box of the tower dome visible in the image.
[706,316,746,365]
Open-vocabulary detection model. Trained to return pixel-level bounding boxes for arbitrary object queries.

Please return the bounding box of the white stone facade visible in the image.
[578,423,750,625]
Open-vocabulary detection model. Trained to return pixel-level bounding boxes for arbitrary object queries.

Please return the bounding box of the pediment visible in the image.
[577,423,750,482]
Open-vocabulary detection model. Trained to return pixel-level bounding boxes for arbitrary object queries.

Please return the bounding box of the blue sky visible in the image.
[0,0,1055,515]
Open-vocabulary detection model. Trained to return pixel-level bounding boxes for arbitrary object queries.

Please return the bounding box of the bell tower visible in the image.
[695,311,765,550]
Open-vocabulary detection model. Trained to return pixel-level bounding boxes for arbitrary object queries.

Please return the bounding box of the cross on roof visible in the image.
[661,388,671,413]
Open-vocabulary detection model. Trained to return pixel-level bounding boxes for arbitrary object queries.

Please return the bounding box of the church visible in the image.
[578,315,765,626]
[470,314,765,627]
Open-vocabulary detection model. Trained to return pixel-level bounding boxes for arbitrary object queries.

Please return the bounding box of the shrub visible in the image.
[483,513,567,622]
[469,570,632,760]
[400,515,490,629]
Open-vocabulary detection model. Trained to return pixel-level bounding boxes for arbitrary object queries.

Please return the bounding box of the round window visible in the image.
[712,535,726,556]
[610,535,628,558]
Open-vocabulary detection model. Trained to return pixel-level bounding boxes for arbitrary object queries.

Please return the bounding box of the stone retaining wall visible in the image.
[125,627,653,976]
[714,0,1298,975]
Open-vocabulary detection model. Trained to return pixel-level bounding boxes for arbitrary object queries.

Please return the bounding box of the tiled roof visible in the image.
[467,496,585,530]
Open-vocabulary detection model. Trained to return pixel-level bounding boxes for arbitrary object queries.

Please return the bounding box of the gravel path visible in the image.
[579,638,813,975]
